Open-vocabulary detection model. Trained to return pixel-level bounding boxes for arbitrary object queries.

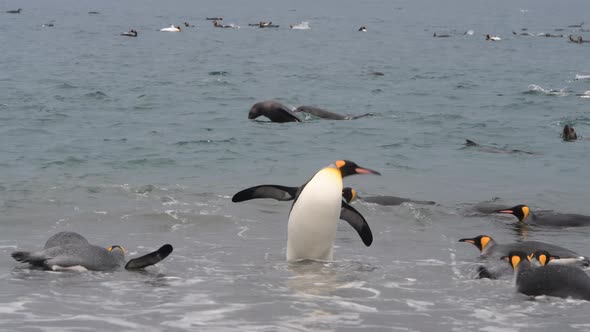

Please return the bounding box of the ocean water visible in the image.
[1,0,590,330]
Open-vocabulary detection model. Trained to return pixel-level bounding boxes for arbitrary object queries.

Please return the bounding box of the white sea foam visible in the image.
[290,21,311,30]
[527,84,568,96]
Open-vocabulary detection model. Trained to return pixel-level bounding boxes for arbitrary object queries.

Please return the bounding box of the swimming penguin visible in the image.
[12,232,173,271]
[6,8,21,14]
[233,160,380,261]
[504,250,590,301]
[494,204,590,227]
[561,125,578,141]
[468,200,514,215]
[342,187,435,206]
[121,29,138,37]
[569,35,585,43]
[248,100,302,123]
[160,25,181,32]
[358,26,367,32]
[459,235,589,266]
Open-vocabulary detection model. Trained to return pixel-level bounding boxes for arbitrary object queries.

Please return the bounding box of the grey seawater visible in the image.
[2,0,590,330]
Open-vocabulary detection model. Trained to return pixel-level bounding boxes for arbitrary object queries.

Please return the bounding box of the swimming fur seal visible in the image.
[248,100,302,123]
[464,139,537,155]
[561,125,578,141]
[295,106,373,120]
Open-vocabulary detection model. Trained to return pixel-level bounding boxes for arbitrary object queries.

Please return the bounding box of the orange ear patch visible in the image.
[510,255,521,269]
[480,236,491,250]
[335,160,346,168]
[521,206,530,220]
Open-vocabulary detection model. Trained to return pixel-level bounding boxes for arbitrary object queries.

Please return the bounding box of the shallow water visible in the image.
[2,0,590,330]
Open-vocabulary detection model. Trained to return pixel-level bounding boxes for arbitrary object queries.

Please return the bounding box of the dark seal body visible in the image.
[295,106,373,120]
[248,101,302,123]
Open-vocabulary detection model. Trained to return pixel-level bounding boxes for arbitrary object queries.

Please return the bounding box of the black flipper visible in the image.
[12,251,32,263]
[351,113,375,119]
[232,185,300,202]
[340,201,373,246]
[465,139,478,146]
[124,244,173,270]
[475,266,498,279]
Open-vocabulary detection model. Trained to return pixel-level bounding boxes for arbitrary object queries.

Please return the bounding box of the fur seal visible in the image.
[561,125,578,141]
[464,139,537,155]
[295,106,373,120]
[248,100,302,122]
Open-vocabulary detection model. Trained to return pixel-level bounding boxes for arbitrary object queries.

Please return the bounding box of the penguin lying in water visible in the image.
[466,199,514,215]
[232,160,380,261]
[11,232,173,271]
[459,235,589,267]
[495,204,590,227]
[342,187,435,206]
[503,250,590,301]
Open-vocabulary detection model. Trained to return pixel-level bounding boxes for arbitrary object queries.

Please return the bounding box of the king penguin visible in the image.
[459,235,589,266]
[504,250,590,300]
[495,204,590,227]
[12,232,173,271]
[233,160,380,261]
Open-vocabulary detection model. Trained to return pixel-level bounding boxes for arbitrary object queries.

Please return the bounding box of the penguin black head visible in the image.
[458,235,494,253]
[501,250,530,271]
[334,160,381,177]
[529,250,560,267]
[494,204,530,222]
[342,187,357,203]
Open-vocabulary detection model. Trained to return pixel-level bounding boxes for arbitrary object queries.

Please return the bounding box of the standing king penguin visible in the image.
[232,160,380,261]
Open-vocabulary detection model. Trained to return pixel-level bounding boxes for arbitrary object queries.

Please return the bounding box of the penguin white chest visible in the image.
[287,168,343,261]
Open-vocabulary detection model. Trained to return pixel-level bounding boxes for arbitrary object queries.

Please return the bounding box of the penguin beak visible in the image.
[354,167,381,176]
[458,238,475,244]
[494,209,514,214]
